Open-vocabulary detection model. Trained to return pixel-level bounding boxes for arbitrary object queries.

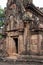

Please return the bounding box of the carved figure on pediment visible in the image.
[30,16,39,30]
[7,0,16,7]
[16,0,26,14]
[23,0,32,6]
[9,15,18,28]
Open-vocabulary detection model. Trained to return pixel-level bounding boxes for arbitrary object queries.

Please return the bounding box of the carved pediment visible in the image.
[22,11,33,21]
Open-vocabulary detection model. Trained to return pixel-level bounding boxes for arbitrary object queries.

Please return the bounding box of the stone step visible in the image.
[16,55,43,63]
[0,55,43,63]
[18,55,43,60]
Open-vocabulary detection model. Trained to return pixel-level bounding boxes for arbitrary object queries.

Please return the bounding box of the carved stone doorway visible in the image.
[13,38,18,53]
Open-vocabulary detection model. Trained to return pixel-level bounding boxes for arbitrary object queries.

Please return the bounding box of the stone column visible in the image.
[38,34,43,55]
[24,23,30,54]
[5,36,9,55]
[18,33,24,54]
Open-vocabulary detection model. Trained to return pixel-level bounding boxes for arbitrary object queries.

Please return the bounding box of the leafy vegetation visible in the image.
[0,20,4,27]
[0,6,5,39]
[0,34,3,39]
[0,8,5,17]
[0,7,5,27]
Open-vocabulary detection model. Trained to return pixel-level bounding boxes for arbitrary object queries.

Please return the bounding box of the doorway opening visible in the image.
[13,38,18,53]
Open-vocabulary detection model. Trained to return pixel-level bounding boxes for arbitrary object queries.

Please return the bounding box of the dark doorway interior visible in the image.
[13,38,18,53]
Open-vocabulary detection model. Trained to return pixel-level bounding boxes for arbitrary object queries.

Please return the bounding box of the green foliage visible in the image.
[0,34,3,39]
[0,8,5,17]
[0,7,4,39]
[0,20,4,27]
[0,7,5,27]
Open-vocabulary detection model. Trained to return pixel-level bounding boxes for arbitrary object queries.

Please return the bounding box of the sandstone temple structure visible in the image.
[2,0,43,59]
